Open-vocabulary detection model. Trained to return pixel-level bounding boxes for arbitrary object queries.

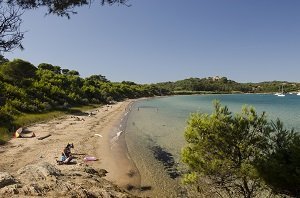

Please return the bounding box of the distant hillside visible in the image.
[154,76,300,94]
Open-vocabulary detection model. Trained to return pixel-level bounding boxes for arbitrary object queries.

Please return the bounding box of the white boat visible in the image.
[274,87,281,96]
[277,85,285,97]
[297,92,300,96]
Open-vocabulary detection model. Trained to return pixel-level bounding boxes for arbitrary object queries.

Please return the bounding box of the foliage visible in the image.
[0,55,9,65]
[0,3,24,52]
[86,74,109,83]
[157,77,300,94]
[0,57,170,143]
[182,101,300,197]
[255,120,300,197]
[37,63,61,74]
[8,0,130,17]
[0,59,36,85]
[0,0,129,52]
[157,77,247,93]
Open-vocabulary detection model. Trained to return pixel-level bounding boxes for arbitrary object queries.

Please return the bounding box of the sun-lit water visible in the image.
[125,94,300,197]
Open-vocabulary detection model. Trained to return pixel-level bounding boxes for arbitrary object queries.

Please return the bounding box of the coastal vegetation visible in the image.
[1,55,299,196]
[156,76,300,94]
[1,1,298,197]
[1,55,299,144]
[182,101,300,197]
[0,57,169,143]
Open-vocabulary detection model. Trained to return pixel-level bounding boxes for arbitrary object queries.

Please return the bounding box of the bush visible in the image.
[90,98,100,104]
[41,102,52,111]
[182,101,299,198]
[81,98,89,104]
[0,111,12,125]
[1,103,20,115]
[0,127,10,145]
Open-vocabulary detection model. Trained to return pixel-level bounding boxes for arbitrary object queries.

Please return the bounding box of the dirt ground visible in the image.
[0,100,140,190]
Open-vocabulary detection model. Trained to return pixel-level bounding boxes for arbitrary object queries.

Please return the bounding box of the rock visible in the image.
[17,162,61,183]
[0,184,22,195]
[0,163,138,197]
[0,172,17,188]
[21,183,45,196]
[83,166,108,177]
[98,169,108,177]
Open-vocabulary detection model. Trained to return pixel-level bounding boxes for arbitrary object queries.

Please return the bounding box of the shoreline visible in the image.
[0,100,141,192]
[124,98,184,197]
[97,100,142,190]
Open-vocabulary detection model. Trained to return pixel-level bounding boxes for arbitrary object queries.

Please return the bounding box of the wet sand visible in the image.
[0,100,141,191]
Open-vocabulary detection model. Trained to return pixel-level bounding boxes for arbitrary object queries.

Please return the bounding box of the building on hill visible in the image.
[207,76,222,81]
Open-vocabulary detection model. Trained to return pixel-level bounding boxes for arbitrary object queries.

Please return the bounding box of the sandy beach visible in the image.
[0,100,140,191]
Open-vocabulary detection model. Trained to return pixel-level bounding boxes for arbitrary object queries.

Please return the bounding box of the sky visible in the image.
[5,0,300,84]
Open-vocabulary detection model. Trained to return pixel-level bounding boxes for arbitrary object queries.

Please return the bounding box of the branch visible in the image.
[0,3,24,52]
[8,0,131,18]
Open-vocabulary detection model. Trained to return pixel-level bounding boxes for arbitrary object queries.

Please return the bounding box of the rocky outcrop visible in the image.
[0,162,138,198]
[0,172,17,188]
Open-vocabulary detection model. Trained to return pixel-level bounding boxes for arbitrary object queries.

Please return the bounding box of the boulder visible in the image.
[0,163,138,197]
[0,184,22,195]
[17,162,61,183]
[83,166,108,177]
[0,172,17,188]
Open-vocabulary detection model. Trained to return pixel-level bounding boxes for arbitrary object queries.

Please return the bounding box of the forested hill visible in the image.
[0,58,171,113]
[0,58,170,142]
[155,76,300,94]
[1,57,299,142]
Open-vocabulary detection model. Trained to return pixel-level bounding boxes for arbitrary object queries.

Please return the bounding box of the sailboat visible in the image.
[277,85,285,97]
[274,87,281,96]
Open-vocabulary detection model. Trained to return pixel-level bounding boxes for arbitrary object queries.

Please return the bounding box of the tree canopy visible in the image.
[7,0,130,17]
[0,3,24,52]
[0,0,130,52]
[181,101,300,197]
[0,57,170,143]
[156,77,300,94]
[0,59,36,85]
[255,120,300,197]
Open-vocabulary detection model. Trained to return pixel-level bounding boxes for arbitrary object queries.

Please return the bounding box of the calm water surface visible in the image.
[125,94,300,197]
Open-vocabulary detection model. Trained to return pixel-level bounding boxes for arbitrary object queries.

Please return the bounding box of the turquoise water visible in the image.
[125,94,300,197]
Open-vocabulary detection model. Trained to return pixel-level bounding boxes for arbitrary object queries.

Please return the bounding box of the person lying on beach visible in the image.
[15,127,36,138]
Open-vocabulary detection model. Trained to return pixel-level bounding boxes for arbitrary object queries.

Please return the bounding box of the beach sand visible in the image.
[0,100,140,191]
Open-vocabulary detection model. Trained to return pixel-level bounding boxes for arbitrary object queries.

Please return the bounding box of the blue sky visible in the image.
[5,0,300,83]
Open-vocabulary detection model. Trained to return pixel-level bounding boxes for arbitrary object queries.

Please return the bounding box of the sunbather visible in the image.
[57,143,74,165]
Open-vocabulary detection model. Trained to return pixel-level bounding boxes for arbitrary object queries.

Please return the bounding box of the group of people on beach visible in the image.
[57,143,74,165]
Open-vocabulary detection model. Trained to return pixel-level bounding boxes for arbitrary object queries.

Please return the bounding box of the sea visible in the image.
[124,94,300,197]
